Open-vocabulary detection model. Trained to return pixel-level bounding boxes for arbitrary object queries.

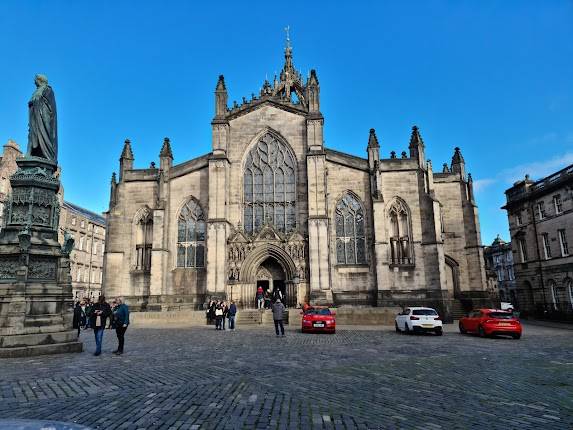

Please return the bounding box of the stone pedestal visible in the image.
[0,157,82,358]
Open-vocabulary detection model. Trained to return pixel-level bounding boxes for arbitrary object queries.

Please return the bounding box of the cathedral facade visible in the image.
[103,44,488,318]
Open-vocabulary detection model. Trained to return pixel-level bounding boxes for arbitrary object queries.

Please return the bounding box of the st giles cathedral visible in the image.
[103,39,488,319]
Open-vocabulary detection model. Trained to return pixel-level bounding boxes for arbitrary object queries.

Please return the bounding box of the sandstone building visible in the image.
[0,140,106,299]
[483,235,516,303]
[503,166,573,316]
[103,43,488,318]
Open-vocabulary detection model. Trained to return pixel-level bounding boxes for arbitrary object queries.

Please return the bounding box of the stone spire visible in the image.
[272,27,305,106]
[119,138,134,181]
[214,75,228,117]
[159,137,173,159]
[451,147,466,179]
[306,69,320,113]
[160,137,173,172]
[368,128,380,148]
[408,125,426,168]
[120,138,134,160]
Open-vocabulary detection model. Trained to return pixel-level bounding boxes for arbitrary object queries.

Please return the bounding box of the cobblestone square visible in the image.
[0,323,572,429]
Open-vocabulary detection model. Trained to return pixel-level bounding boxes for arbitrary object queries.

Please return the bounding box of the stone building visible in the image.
[103,43,488,318]
[0,140,106,300]
[59,202,106,300]
[483,235,516,303]
[503,166,573,315]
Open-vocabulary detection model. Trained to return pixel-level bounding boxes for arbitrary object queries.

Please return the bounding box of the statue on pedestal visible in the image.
[27,74,58,162]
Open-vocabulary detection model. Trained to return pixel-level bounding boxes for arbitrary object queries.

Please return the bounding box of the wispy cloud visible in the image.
[473,150,573,194]
[472,178,495,192]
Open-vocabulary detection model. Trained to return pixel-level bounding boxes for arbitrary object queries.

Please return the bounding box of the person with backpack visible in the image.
[214,302,223,330]
[112,297,130,355]
[272,299,286,337]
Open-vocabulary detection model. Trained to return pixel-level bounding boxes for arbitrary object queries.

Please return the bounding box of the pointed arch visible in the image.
[387,197,414,265]
[335,191,367,265]
[242,129,297,235]
[176,197,206,268]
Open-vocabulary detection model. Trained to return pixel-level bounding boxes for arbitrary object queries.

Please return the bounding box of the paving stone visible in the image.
[0,324,572,429]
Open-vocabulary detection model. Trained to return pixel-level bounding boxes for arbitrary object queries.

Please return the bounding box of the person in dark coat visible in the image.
[228,300,237,331]
[72,300,85,338]
[272,299,286,337]
[112,297,130,355]
[90,295,112,356]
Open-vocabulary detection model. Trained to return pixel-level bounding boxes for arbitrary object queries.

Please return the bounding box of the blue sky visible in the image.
[1,1,572,244]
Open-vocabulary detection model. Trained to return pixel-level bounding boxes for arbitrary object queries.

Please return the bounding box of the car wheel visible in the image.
[512,333,521,340]
[435,327,443,336]
[478,325,486,338]
[395,322,400,333]
[404,323,411,335]
[458,322,466,334]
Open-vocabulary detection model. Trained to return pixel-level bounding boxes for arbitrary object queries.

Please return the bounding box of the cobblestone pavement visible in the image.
[0,323,572,429]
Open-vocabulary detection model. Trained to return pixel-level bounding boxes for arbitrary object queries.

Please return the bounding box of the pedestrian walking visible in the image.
[272,299,285,337]
[256,286,264,309]
[222,301,229,330]
[72,300,85,338]
[112,297,130,355]
[215,302,223,330]
[228,300,237,331]
[90,295,111,356]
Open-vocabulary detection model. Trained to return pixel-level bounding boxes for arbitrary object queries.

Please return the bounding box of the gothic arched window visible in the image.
[388,198,413,265]
[177,199,206,268]
[243,133,296,234]
[335,193,366,265]
[135,210,153,272]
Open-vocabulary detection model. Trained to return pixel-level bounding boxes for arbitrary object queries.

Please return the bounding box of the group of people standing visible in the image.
[73,296,130,356]
[206,300,237,330]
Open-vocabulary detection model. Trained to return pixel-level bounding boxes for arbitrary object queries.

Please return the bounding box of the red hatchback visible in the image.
[301,308,336,334]
[459,309,522,339]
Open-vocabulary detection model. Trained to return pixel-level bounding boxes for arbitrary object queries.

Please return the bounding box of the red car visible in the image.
[459,309,522,339]
[301,307,336,333]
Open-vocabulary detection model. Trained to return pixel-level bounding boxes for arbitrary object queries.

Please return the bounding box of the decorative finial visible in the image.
[284,25,291,49]
[390,151,397,159]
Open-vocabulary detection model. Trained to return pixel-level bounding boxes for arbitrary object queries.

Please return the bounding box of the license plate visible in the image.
[313,322,325,327]
[498,323,511,326]
[422,324,434,328]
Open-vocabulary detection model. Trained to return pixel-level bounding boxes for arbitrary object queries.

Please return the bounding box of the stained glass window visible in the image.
[388,199,413,265]
[335,193,366,264]
[135,211,153,272]
[243,133,296,234]
[177,199,205,268]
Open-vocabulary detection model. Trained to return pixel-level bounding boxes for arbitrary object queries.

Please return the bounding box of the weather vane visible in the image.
[284,25,291,48]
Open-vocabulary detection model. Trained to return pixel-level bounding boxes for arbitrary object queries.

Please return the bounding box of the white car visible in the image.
[500,302,514,312]
[395,307,443,335]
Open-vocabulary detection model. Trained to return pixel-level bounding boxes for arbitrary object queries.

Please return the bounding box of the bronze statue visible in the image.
[27,74,58,162]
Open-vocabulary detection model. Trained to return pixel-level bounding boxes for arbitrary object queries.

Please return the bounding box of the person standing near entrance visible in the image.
[112,297,130,355]
[90,295,111,356]
[256,286,264,309]
[228,300,237,331]
[272,299,285,337]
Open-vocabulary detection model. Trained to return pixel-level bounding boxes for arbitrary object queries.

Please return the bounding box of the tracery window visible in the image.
[176,199,205,268]
[335,193,366,265]
[243,133,296,234]
[388,198,413,265]
[135,215,153,272]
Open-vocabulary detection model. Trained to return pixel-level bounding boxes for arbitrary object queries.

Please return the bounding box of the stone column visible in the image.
[206,157,229,297]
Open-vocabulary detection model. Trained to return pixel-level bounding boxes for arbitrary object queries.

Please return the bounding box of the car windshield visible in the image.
[306,308,331,315]
[488,312,513,319]
[412,309,438,316]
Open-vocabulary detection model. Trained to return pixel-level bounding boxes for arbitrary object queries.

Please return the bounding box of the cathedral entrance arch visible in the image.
[238,244,298,308]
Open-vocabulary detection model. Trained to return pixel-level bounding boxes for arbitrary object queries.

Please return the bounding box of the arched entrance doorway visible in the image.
[237,244,298,308]
[256,258,287,308]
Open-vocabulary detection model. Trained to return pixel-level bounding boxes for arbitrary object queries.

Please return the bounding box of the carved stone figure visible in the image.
[27,74,58,162]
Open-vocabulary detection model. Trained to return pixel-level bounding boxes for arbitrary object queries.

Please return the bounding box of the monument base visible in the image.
[0,340,83,358]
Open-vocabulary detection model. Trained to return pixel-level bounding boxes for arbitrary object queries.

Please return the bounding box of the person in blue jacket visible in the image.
[112,297,130,355]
